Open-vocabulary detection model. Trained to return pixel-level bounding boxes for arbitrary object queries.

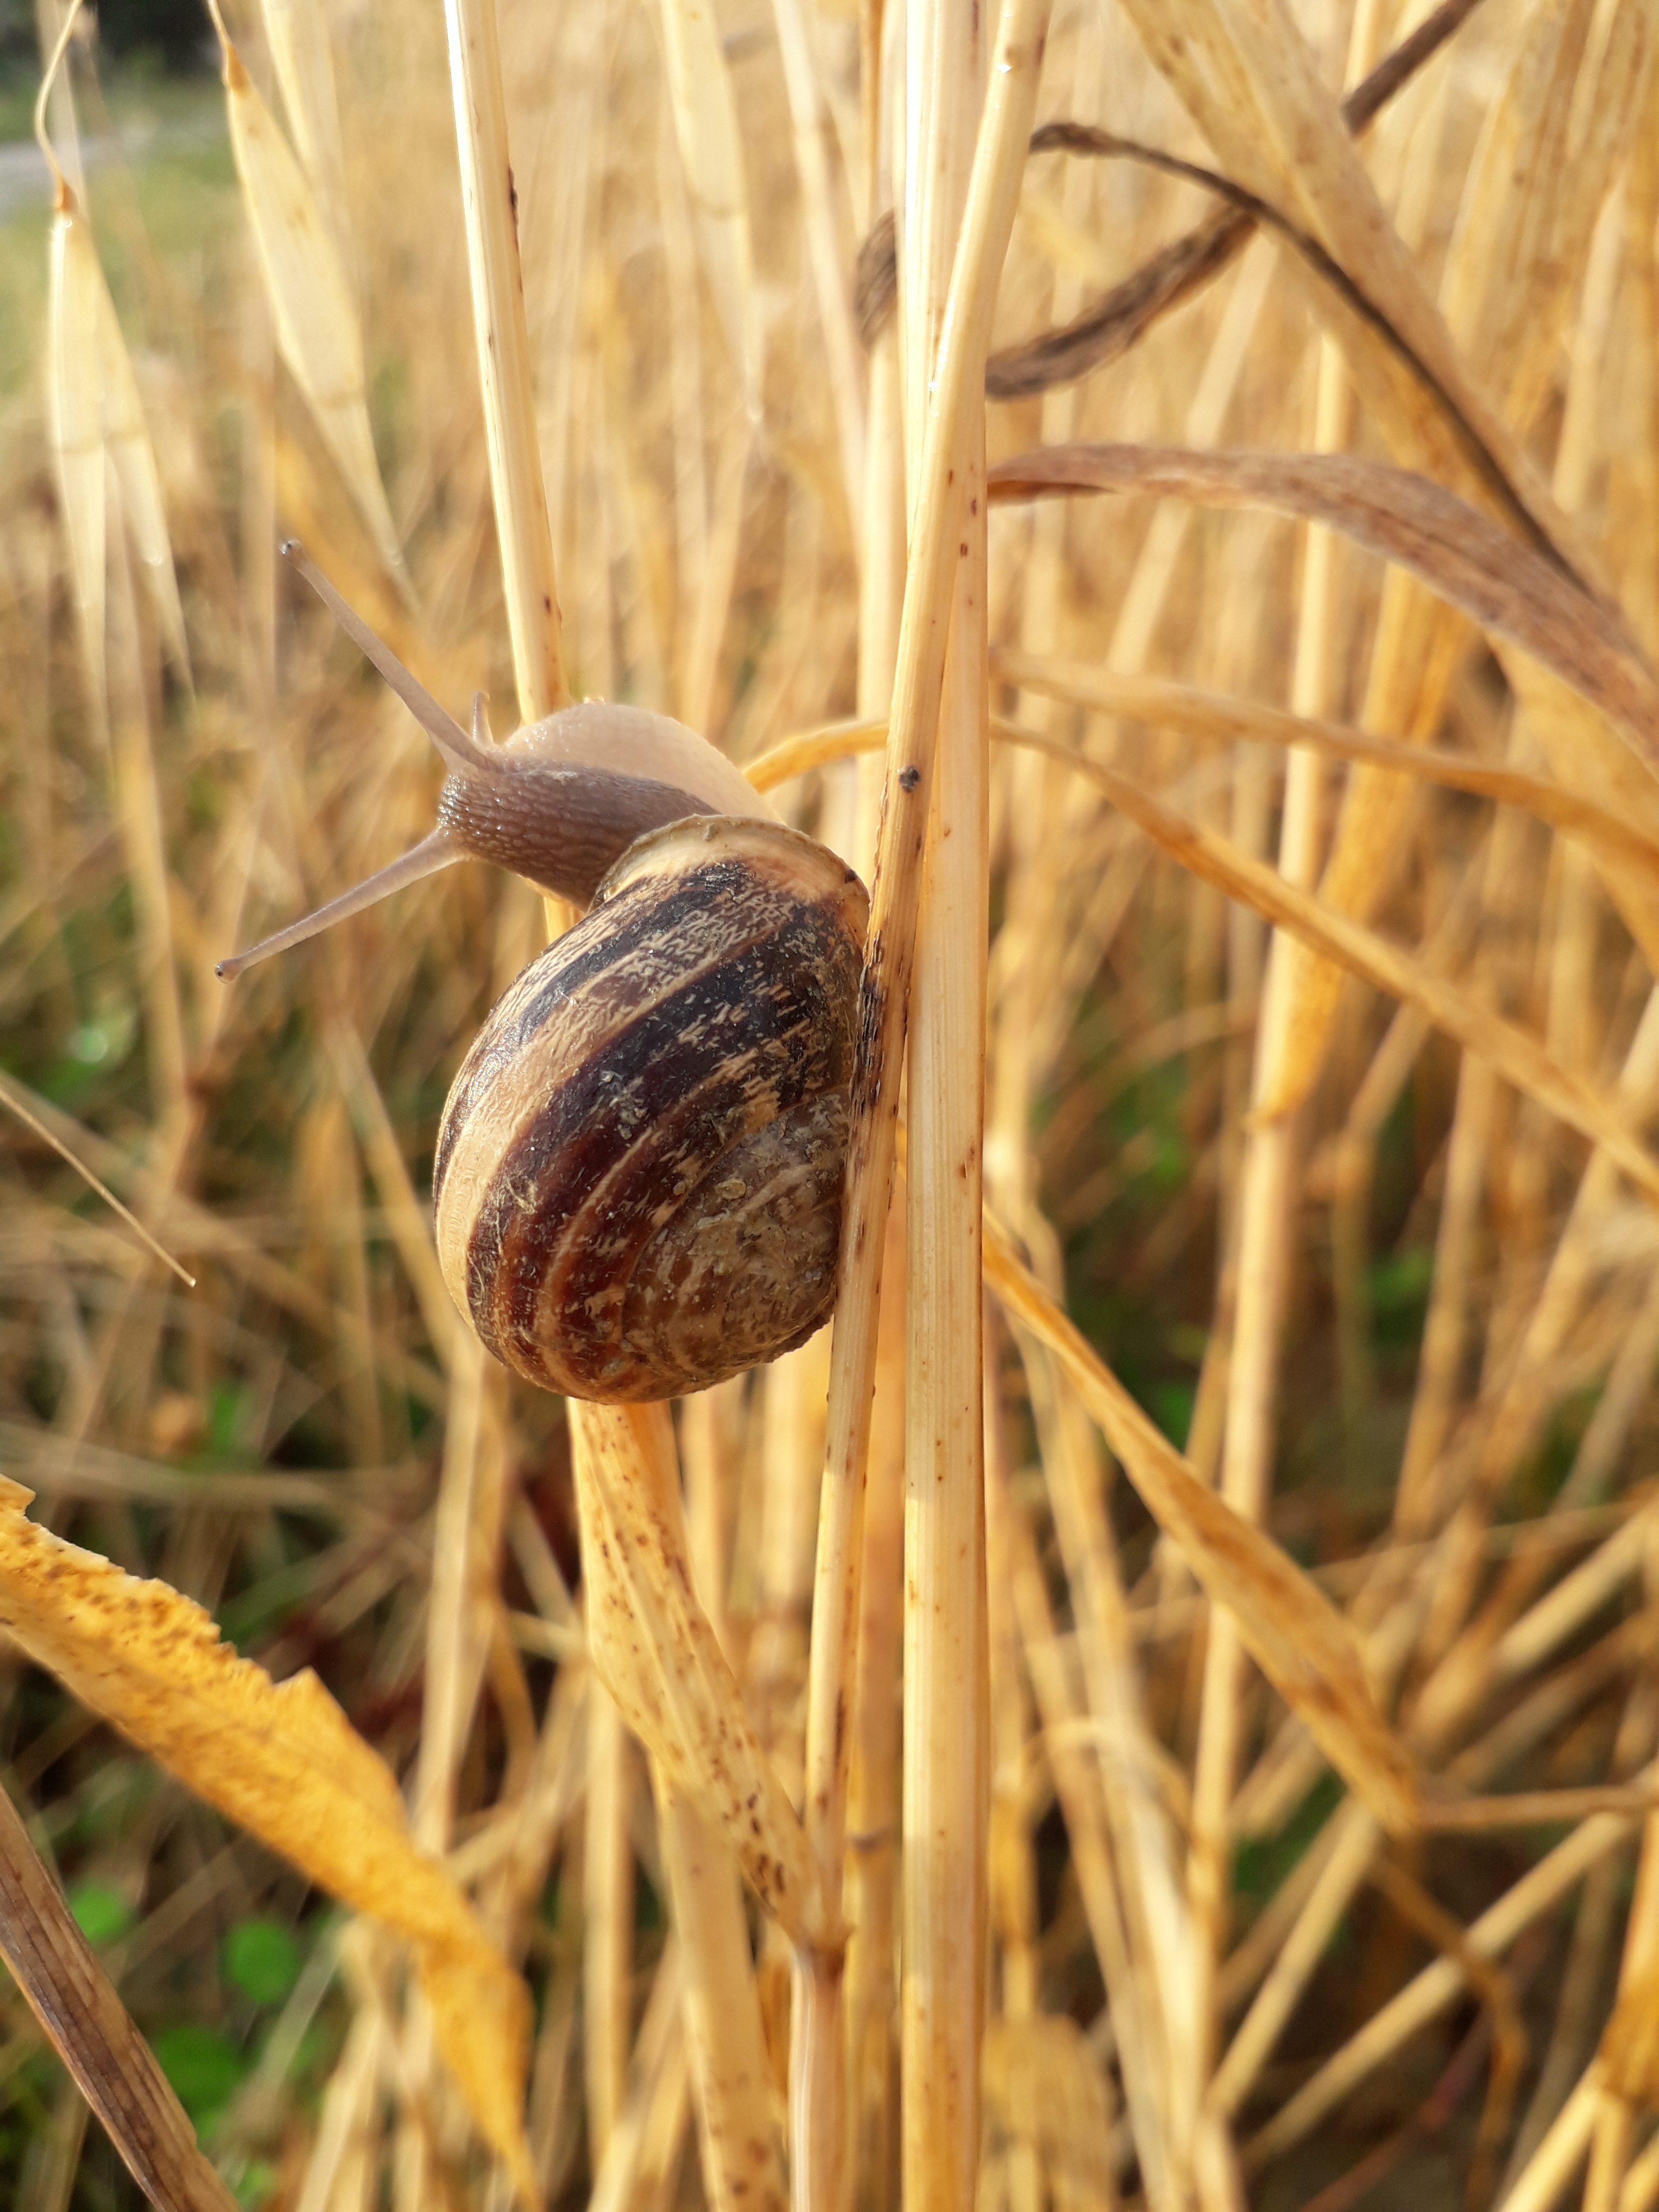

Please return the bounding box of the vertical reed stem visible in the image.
[1185,3,1381,2098]
[794,0,1052,2201]
[440,8,571,2198]
[443,0,567,721]
[583,1690,634,2167]
[842,1200,906,2212]
[769,0,865,534]
[898,4,990,2202]
[655,1778,789,2212]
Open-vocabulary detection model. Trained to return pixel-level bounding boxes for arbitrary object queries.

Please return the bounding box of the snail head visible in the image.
[216,543,773,980]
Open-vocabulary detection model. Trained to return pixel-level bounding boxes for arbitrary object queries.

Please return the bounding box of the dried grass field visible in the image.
[3,0,1659,2208]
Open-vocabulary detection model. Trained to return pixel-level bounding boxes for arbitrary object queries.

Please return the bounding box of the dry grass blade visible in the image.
[39,84,192,698]
[989,656,1659,880]
[260,0,350,250]
[983,0,1486,397]
[92,255,191,686]
[1600,1961,1659,2103]
[0,1781,239,2212]
[653,1776,788,2212]
[35,2,108,716]
[583,1689,633,2171]
[208,18,406,585]
[0,1478,536,2202]
[444,0,566,719]
[1424,1790,1659,1833]
[756,702,1659,893]
[1246,1807,1648,2167]
[48,189,107,717]
[984,199,1254,402]
[0,1073,195,1288]
[1019,121,1562,566]
[770,0,865,520]
[745,716,887,791]
[987,444,1658,761]
[570,1404,833,1949]
[981,1224,1420,1835]
[37,0,198,700]
[893,10,996,2211]
[1115,0,1586,574]
[658,0,762,412]
[1025,733,1659,1208]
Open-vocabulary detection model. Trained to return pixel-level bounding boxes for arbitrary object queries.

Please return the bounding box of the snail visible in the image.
[219,545,869,1402]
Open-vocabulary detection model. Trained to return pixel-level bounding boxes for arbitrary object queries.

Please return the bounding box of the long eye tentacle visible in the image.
[222,547,775,978]
[280,541,499,782]
[216,829,464,980]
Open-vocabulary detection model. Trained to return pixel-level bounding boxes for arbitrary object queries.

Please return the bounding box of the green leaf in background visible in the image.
[235,2157,279,2209]
[208,1382,253,1459]
[222,1918,301,2007]
[67,1880,134,1948]
[66,1759,154,1846]
[1147,1380,1195,1449]
[152,2023,247,2126]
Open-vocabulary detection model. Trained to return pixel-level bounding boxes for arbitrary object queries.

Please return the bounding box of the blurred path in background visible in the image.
[0,95,222,223]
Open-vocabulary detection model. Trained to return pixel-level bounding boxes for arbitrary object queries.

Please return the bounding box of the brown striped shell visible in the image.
[432,816,870,1401]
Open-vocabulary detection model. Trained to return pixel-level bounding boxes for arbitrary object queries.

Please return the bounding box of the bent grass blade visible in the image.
[213,27,406,587]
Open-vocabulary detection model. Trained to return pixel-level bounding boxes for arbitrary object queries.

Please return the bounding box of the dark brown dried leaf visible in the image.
[987,443,1659,764]
[0,1780,239,2212]
[984,0,1486,397]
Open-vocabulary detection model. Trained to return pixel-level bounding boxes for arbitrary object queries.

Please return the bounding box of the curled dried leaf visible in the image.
[0,1477,535,2203]
[987,444,1659,764]
[570,1402,835,1948]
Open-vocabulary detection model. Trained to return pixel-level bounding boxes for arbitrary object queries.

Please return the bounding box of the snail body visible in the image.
[219,545,866,1402]
[429,697,773,906]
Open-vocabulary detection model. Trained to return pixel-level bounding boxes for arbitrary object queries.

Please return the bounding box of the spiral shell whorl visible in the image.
[433,818,868,1400]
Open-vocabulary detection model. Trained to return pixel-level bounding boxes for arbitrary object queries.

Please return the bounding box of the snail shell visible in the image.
[218,544,868,1401]
[434,817,868,1400]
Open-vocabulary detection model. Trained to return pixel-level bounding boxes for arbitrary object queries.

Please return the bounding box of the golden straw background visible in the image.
[4,0,1659,2207]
